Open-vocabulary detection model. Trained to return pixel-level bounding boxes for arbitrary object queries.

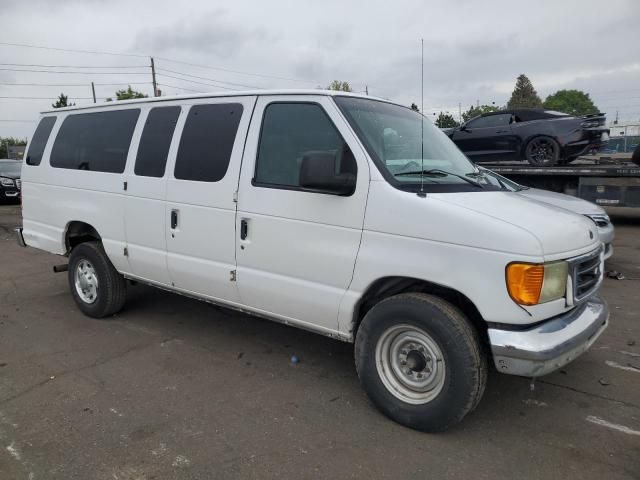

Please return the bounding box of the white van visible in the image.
[17,91,608,432]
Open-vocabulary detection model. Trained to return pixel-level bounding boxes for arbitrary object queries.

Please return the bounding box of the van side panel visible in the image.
[21,108,140,273]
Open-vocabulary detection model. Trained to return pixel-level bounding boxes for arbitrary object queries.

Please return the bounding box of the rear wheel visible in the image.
[525,136,560,166]
[355,293,487,432]
[68,241,127,318]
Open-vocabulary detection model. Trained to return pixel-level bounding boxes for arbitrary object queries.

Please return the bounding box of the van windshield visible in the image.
[334,96,491,192]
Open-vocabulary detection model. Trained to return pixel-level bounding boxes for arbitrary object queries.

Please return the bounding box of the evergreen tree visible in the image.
[507,74,543,109]
[52,93,74,108]
[410,103,420,112]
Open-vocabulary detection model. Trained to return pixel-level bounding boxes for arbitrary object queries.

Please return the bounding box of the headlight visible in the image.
[0,178,15,187]
[506,261,568,305]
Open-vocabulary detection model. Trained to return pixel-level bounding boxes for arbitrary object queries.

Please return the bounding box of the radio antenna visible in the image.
[418,38,426,198]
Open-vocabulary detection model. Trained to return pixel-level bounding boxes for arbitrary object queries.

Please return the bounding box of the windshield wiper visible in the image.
[395,168,484,188]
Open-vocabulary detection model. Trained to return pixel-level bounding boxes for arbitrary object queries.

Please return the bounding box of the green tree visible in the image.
[543,89,599,116]
[435,112,459,128]
[115,86,148,100]
[462,104,500,122]
[327,80,352,92]
[410,103,420,112]
[52,93,74,108]
[506,74,543,109]
[0,137,27,158]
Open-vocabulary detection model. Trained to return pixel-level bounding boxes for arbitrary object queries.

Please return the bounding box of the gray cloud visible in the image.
[0,0,638,138]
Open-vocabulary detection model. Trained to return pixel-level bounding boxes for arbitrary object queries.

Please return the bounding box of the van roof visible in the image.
[41,89,392,114]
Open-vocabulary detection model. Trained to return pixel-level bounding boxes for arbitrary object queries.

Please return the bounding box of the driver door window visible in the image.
[254,103,356,190]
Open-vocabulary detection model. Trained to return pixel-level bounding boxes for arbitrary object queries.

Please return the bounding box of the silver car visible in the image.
[479,167,614,259]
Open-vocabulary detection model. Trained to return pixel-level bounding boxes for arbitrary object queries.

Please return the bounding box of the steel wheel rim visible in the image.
[527,138,555,163]
[74,259,99,304]
[375,324,446,405]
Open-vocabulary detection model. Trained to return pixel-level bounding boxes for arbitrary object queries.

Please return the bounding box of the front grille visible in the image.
[15,179,21,190]
[570,247,603,302]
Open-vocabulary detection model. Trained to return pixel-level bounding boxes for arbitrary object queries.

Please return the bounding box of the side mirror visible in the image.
[299,151,356,196]
[460,124,470,132]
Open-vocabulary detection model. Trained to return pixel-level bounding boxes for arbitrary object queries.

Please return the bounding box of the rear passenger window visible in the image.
[135,106,180,177]
[174,103,243,182]
[254,103,354,188]
[26,117,56,166]
[50,109,140,173]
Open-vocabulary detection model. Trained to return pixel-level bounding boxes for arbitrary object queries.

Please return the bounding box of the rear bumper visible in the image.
[488,296,608,377]
[15,227,26,248]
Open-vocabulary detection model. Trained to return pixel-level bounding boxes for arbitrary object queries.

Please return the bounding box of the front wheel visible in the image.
[355,293,487,432]
[525,136,560,166]
[68,241,127,318]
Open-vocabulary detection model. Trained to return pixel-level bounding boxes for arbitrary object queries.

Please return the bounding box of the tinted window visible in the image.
[467,114,512,129]
[26,117,56,166]
[135,106,180,177]
[255,103,354,188]
[50,109,140,173]
[174,103,243,182]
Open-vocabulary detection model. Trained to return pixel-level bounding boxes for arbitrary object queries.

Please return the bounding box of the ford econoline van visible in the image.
[17,91,608,431]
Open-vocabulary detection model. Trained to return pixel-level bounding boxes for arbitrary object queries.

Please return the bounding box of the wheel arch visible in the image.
[351,276,488,344]
[64,220,102,254]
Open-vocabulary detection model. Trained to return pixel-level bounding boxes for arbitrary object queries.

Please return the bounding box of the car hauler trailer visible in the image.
[479,157,640,208]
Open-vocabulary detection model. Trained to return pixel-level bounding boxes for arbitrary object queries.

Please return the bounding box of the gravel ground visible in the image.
[0,203,638,480]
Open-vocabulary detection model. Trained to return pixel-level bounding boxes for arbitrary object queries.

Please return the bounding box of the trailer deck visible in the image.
[478,155,640,208]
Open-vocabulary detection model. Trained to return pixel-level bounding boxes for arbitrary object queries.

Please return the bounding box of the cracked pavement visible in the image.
[0,203,639,479]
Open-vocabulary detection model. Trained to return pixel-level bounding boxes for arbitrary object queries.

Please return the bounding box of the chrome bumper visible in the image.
[488,296,608,377]
[15,227,26,248]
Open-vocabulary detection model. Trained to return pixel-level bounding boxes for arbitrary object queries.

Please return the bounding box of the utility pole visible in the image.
[150,57,158,97]
[91,82,96,103]
[458,102,462,124]
[365,85,368,96]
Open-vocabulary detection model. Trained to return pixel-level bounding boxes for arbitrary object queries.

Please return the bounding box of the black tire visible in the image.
[67,241,127,318]
[525,136,560,166]
[355,293,487,432]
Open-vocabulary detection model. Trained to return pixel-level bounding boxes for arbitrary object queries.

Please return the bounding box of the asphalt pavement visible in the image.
[0,203,638,479]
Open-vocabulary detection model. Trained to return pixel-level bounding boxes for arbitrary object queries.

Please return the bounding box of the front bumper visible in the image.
[488,296,608,377]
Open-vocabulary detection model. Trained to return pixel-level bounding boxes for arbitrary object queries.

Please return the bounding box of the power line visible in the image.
[156,67,261,89]
[0,119,36,123]
[155,56,320,85]
[0,81,150,87]
[0,96,109,100]
[156,73,237,91]
[157,83,204,93]
[0,67,149,75]
[0,41,322,86]
[0,62,147,69]
[0,41,147,58]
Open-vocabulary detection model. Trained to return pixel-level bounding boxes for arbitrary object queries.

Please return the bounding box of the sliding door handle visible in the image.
[170,209,179,229]
[240,219,248,240]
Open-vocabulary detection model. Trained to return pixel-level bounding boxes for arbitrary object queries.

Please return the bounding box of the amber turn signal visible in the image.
[506,263,544,306]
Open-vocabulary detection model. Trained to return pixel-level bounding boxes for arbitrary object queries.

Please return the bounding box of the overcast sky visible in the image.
[1,0,639,139]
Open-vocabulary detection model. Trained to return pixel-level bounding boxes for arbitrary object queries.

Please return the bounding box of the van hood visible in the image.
[434,191,599,256]
[516,188,604,216]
